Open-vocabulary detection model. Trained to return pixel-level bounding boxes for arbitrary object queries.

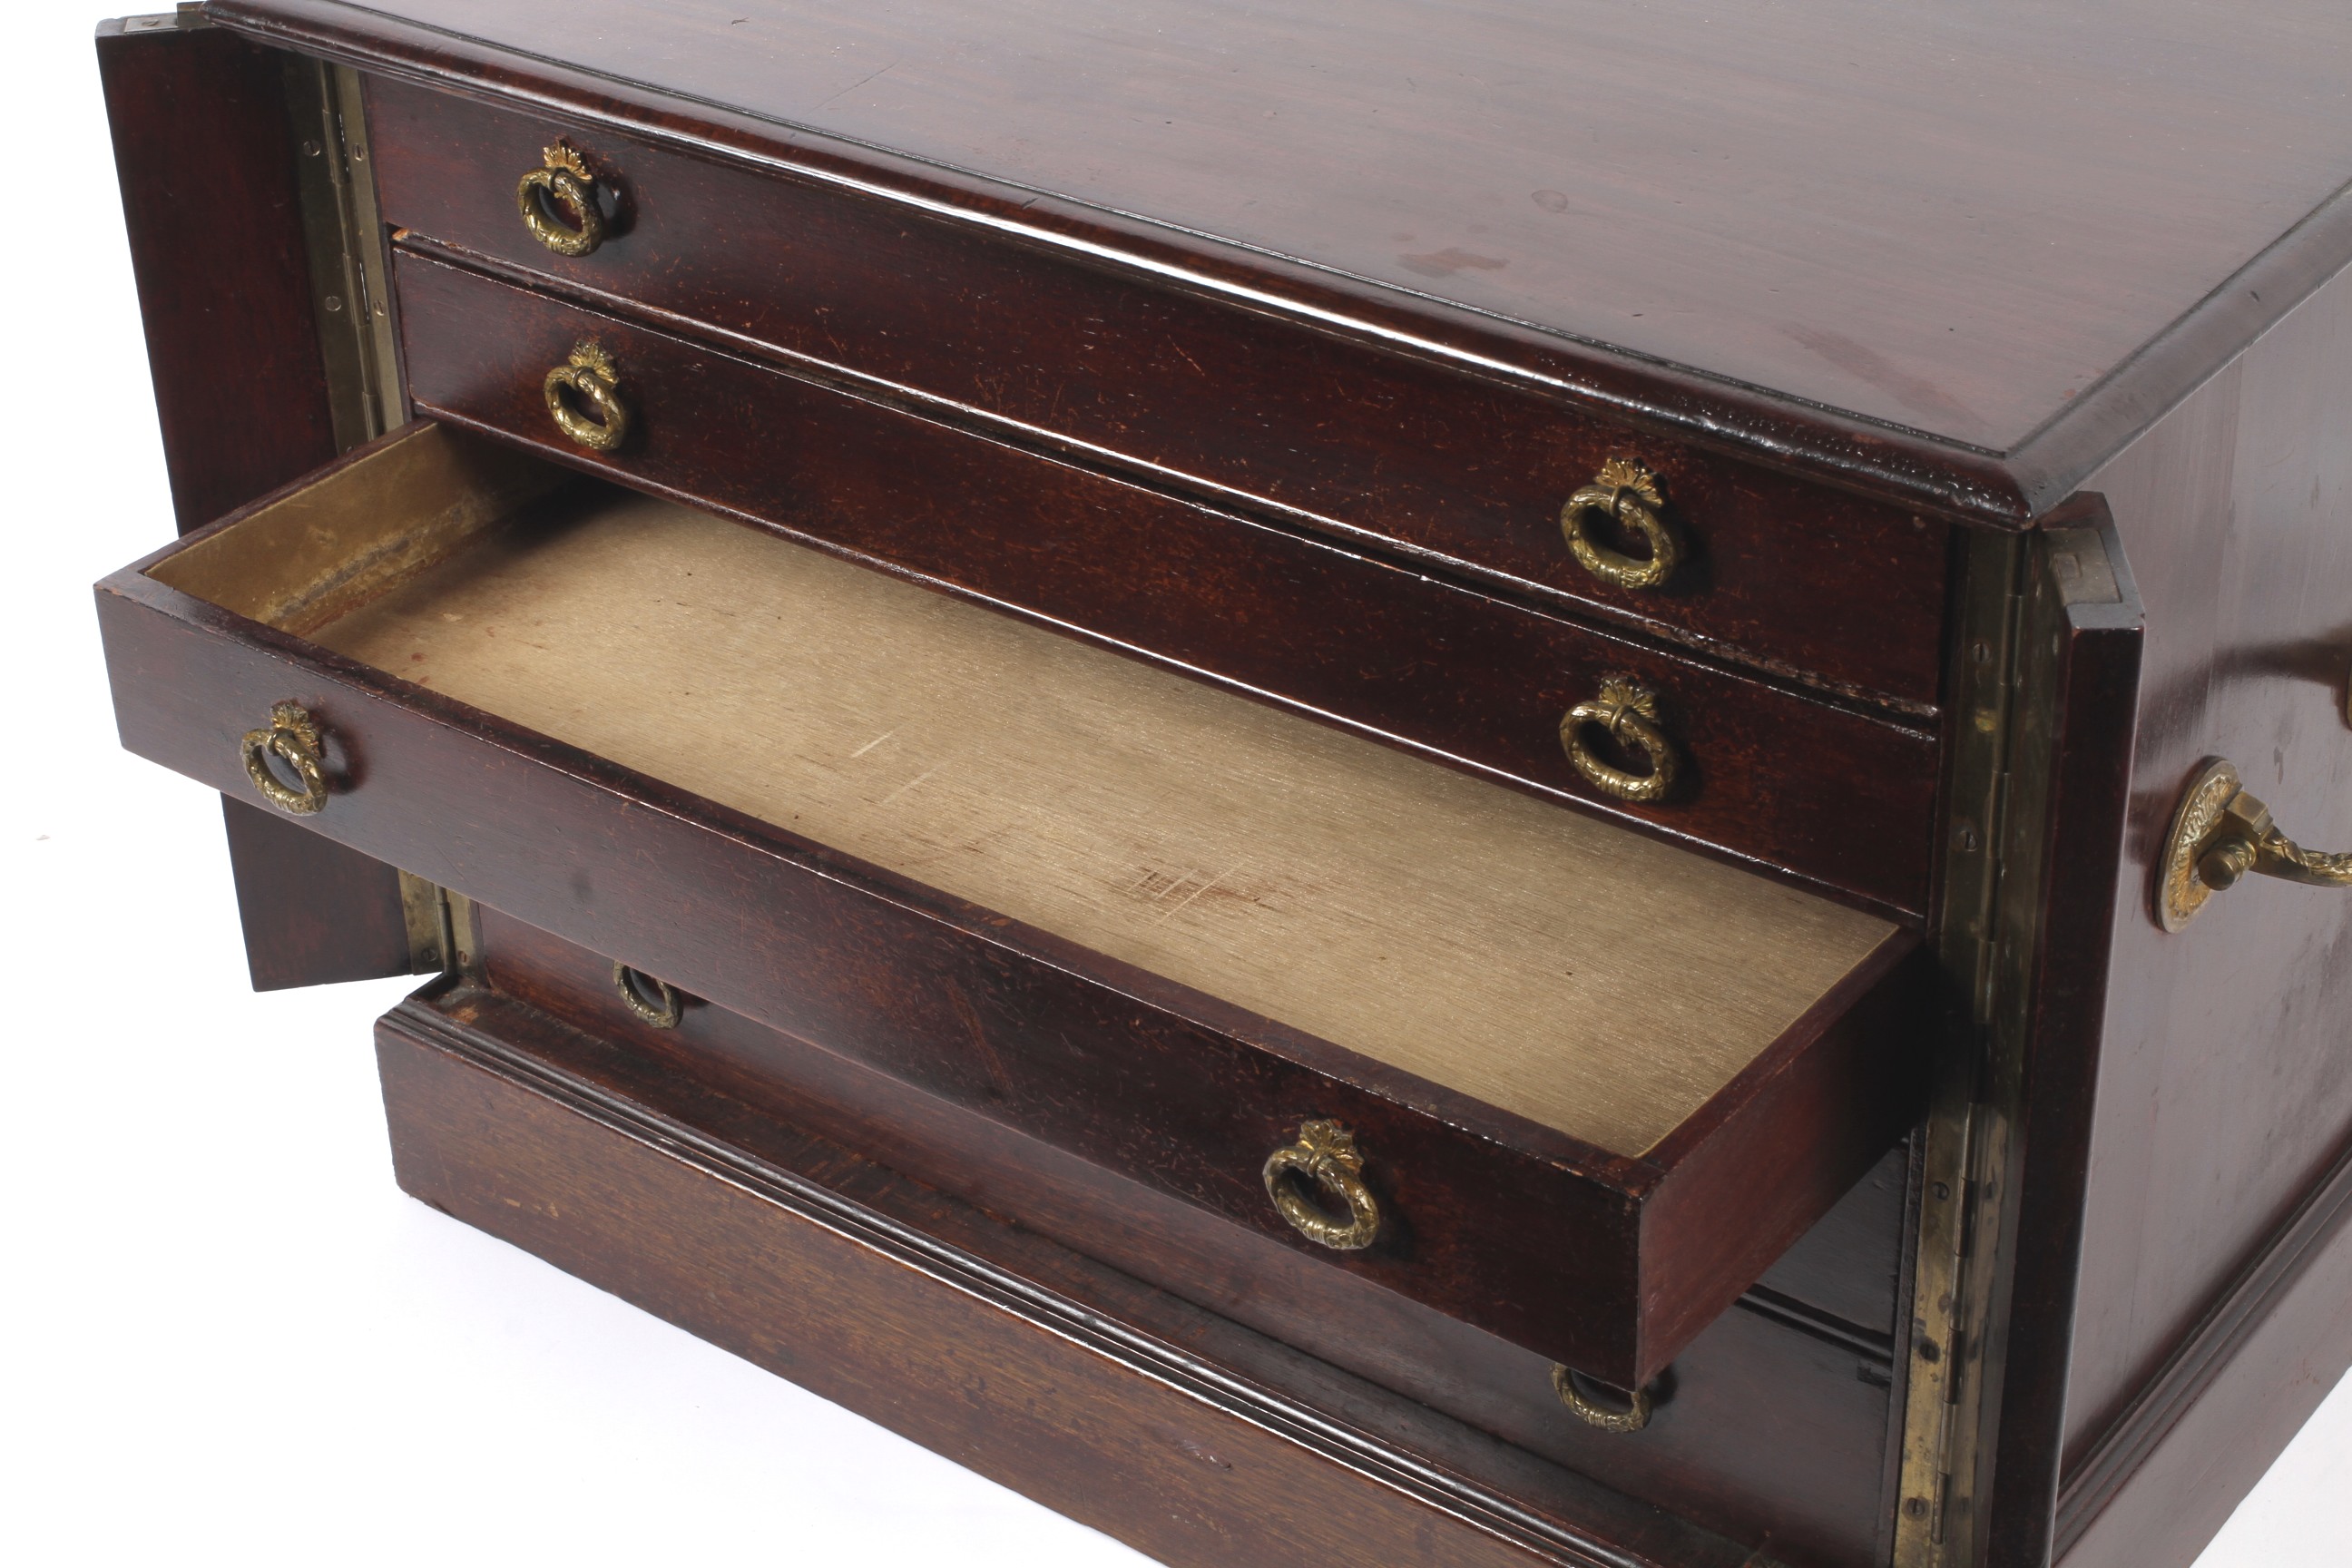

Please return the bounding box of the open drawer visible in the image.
[98,422,1930,1389]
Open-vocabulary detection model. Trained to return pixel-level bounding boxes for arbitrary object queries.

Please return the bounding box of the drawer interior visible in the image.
[151,425,1899,1162]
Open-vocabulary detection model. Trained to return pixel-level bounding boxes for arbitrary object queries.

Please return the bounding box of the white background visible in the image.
[4,4,2345,1564]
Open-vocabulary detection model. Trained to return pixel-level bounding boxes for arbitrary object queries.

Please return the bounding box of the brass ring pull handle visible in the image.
[1551,1366,1654,1433]
[1561,458,1681,591]
[1561,678,1681,803]
[239,701,328,816]
[516,143,606,257]
[1262,1121,1380,1250]
[612,963,684,1028]
[2159,759,2352,931]
[544,340,630,452]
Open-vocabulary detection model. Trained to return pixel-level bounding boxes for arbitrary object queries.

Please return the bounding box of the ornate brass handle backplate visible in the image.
[1561,677,1681,803]
[544,339,631,452]
[1561,458,1682,591]
[2158,759,2351,931]
[516,142,606,257]
[1262,1121,1381,1250]
[240,701,328,816]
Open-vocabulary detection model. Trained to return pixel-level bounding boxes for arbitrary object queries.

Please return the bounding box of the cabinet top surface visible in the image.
[225,0,2352,475]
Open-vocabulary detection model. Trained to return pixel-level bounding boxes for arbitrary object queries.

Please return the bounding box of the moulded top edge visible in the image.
[208,0,2352,525]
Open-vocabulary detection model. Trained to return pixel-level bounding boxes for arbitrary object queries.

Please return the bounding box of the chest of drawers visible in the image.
[95,5,2352,1566]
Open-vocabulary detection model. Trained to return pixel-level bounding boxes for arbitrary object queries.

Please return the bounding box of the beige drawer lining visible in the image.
[162,429,1897,1157]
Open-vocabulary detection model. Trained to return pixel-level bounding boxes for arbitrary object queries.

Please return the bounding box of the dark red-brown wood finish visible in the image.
[364,76,1953,714]
[380,980,1802,1568]
[1961,514,2146,1568]
[2038,247,2352,1568]
[97,11,413,992]
[393,253,1943,915]
[88,4,2352,1566]
[219,797,414,988]
[475,905,1908,1568]
[210,0,2352,524]
[98,15,335,530]
[2057,1142,2352,1568]
[93,436,1934,1387]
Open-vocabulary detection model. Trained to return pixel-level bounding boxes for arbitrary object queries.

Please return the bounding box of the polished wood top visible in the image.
[220,0,2352,492]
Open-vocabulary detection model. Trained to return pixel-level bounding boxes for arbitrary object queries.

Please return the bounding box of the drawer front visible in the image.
[365,74,1951,713]
[469,906,1902,1568]
[96,426,1931,1387]
[394,250,1941,914]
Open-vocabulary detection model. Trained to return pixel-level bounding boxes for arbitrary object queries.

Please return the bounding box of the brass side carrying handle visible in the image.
[1262,1121,1380,1250]
[239,702,329,816]
[544,340,631,452]
[516,142,606,257]
[2159,759,2351,931]
[1550,1365,1653,1433]
[1561,677,1681,803]
[1561,458,1682,592]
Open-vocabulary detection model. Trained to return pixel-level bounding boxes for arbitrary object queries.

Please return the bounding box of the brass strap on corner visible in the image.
[2159,758,2352,931]
[1262,1121,1381,1250]
[1560,677,1681,803]
[239,701,329,816]
[1561,458,1682,591]
[516,142,606,257]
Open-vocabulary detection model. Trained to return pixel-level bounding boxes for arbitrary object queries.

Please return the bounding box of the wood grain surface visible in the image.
[378,981,1803,1568]
[363,76,1954,712]
[389,253,1945,913]
[98,11,417,994]
[97,15,337,533]
[461,915,1912,1568]
[1968,516,2148,1568]
[216,795,414,988]
[218,0,2352,456]
[2056,231,2352,1476]
[2055,1136,2352,1568]
[100,422,1930,1385]
[100,5,2352,1560]
[255,479,1903,1157]
[152,418,564,632]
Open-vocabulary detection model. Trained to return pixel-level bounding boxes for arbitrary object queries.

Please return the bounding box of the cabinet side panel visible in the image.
[2062,261,2352,1477]
[2057,1161,2352,1568]
[98,16,412,990]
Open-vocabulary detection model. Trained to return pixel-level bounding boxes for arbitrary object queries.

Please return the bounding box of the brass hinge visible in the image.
[1896,522,2097,1567]
[1894,528,2032,1568]
[397,871,453,974]
[396,875,480,976]
[120,8,211,34]
[283,57,405,451]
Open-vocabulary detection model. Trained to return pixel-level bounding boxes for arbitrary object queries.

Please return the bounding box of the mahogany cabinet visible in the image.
[95,5,2352,1567]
